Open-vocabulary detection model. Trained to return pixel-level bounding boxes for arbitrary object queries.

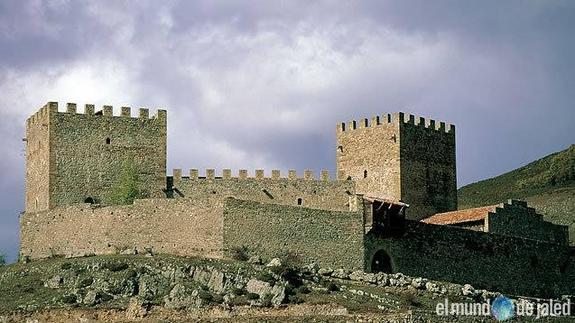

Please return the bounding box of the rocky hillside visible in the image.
[458,145,575,244]
[1,254,567,322]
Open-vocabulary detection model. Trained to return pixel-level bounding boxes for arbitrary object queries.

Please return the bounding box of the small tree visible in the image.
[108,158,141,205]
[0,253,6,266]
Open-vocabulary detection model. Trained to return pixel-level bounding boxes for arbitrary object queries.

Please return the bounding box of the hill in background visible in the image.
[458,144,575,244]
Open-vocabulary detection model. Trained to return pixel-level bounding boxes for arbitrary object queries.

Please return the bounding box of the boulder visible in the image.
[318,268,333,276]
[462,284,477,297]
[266,258,282,267]
[163,284,202,309]
[349,270,365,281]
[45,275,63,289]
[331,268,349,279]
[425,282,440,293]
[207,270,225,294]
[411,277,427,289]
[269,284,286,306]
[246,278,272,296]
[125,297,148,319]
[83,290,99,306]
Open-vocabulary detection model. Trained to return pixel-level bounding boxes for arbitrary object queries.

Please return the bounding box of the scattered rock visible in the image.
[302,263,319,274]
[269,284,286,306]
[462,284,476,297]
[246,278,272,296]
[120,248,137,255]
[247,256,262,264]
[83,290,99,306]
[207,270,225,294]
[163,284,202,309]
[425,282,440,293]
[411,277,427,289]
[318,268,333,276]
[125,297,148,319]
[349,270,364,281]
[44,275,63,289]
[331,268,349,279]
[266,258,282,267]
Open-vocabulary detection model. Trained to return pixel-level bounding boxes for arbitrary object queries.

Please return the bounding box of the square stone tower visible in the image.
[336,112,457,220]
[25,102,167,212]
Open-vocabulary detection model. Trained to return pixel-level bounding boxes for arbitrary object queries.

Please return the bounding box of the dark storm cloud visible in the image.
[1,0,574,262]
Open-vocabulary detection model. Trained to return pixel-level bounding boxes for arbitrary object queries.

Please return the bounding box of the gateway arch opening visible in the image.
[371,249,393,273]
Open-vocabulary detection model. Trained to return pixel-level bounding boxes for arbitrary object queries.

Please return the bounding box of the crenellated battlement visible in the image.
[26,101,166,127]
[171,169,340,182]
[337,112,455,134]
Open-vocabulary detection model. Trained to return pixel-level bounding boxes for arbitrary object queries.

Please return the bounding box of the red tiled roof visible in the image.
[422,205,498,225]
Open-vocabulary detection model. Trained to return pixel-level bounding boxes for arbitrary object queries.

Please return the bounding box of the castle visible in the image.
[21,102,574,298]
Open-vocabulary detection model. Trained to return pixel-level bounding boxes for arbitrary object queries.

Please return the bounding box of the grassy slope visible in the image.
[458,144,575,244]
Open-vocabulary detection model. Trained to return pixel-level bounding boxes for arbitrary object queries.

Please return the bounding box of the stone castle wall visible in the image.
[25,102,167,212]
[400,116,457,219]
[365,221,575,298]
[20,197,223,260]
[25,104,52,212]
[222,198,366,270]
[486,200,569,245]
[171,169,355,211]
[336,113,401,201]
[336,113,456,220]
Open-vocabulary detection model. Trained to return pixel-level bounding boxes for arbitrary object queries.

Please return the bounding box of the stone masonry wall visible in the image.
[25,103,52,212]
[223,198,366,270]
[336,113,457,220]
[486,199,569,245]
[400,116,457,220]
[172,169,355,212]
[25,102,168,211]
[336,113,401,201]
[20,197,223,260]
[365,221,575,298]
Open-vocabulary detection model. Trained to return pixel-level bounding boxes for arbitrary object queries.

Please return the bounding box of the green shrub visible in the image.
[247,292,260,300]
[296,285,311,294]
[103,262,129,272]
[270,265,302,287]
[60,262,72,270]
[256,271,276,284]
[231,287,246,296]
[77,277,94,288]
[197,289,213,303]
[288,294,304,304]
[230,245,250,261]
[261,293,273,307]
[321,280,339,292]
[61,294,77,304]
[0,253,5,266]
[108,158,141,205]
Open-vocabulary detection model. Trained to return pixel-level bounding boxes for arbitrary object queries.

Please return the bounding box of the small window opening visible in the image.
[84,197,95,204]
[297,198,303,205]
[338,145,343,153]
[105,138,111,145]
[363,170,368,178]
[341,123,346,131]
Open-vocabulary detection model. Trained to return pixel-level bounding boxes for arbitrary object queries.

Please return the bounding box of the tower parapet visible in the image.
[25,102,167,212]
[336,112,456,220]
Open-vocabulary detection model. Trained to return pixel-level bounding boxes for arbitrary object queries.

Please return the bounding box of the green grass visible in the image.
[458,144,575,244]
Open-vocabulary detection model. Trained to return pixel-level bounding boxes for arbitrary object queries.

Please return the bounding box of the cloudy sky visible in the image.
[1,0,574,262]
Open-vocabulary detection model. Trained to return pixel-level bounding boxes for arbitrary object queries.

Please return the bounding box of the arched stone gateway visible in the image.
[371,249,393,273]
